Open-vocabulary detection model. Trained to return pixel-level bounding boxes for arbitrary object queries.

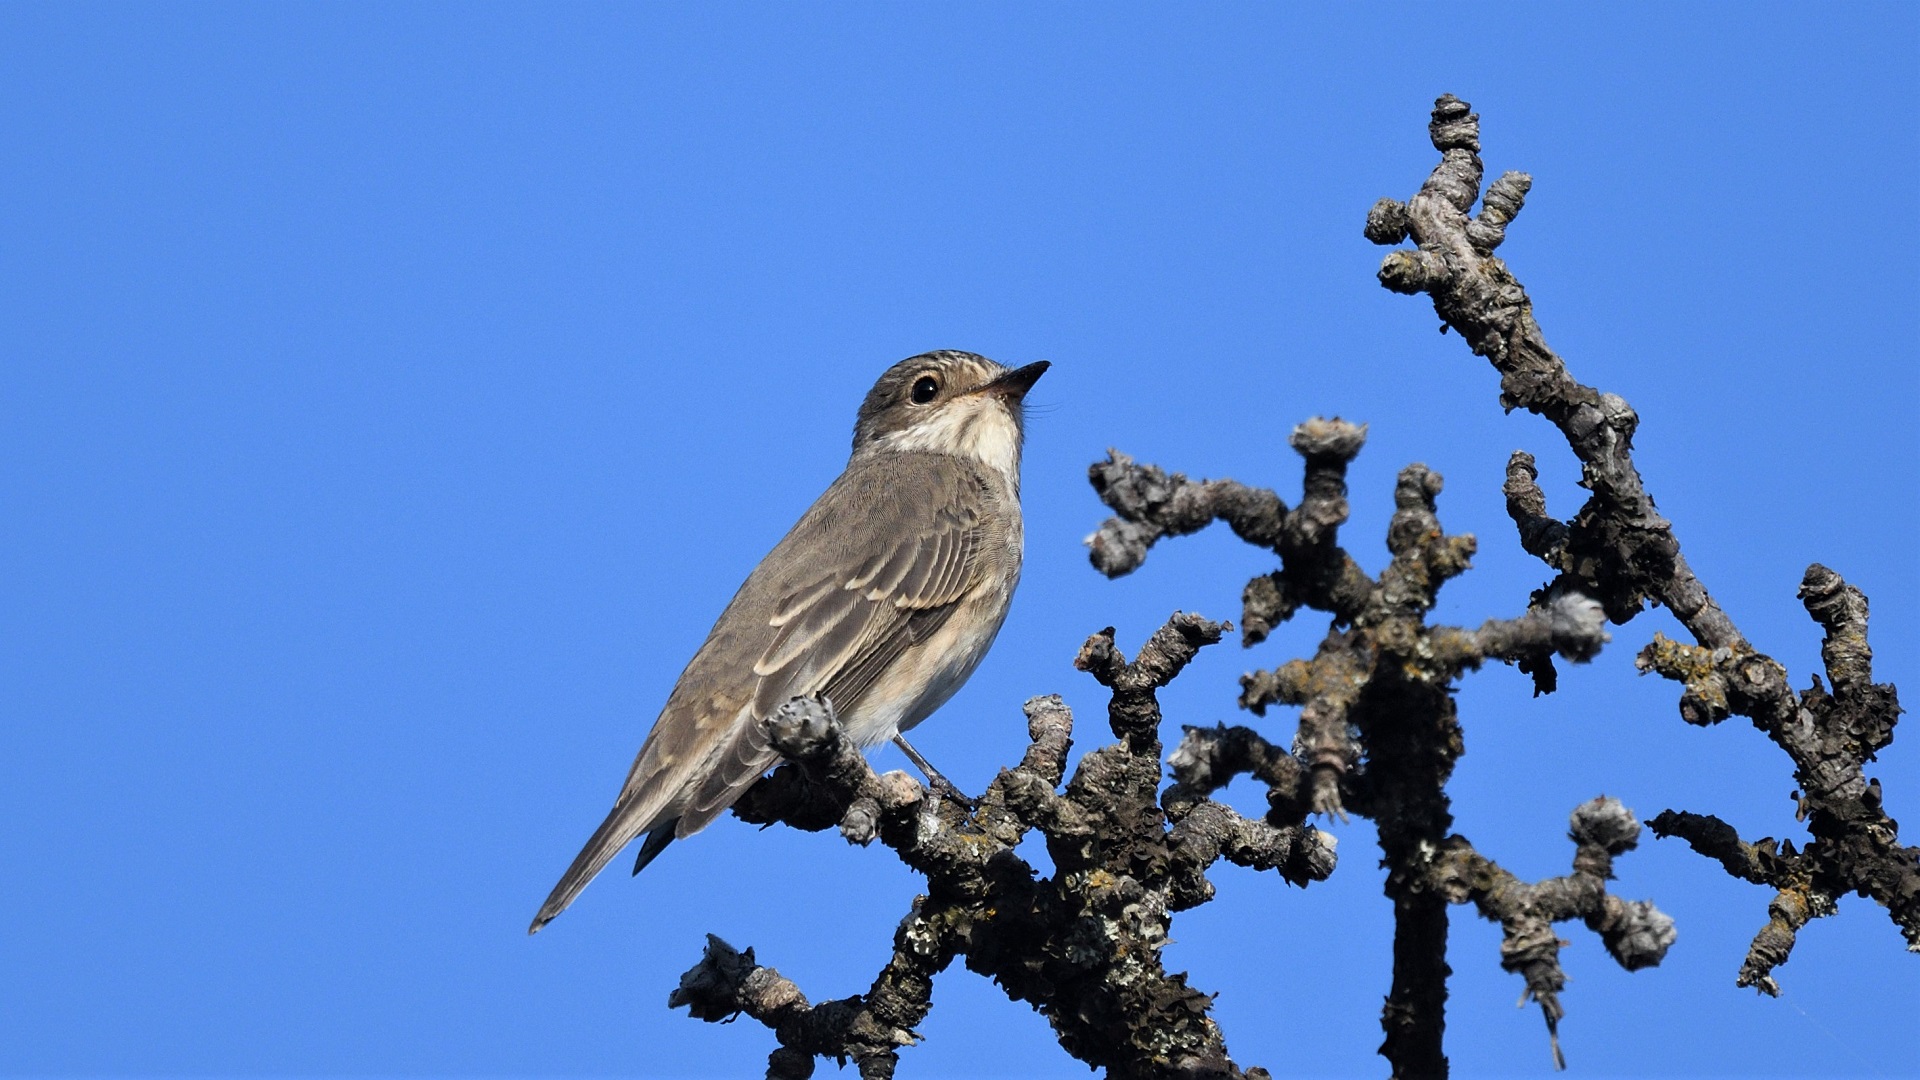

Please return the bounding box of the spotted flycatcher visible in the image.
[530,350,1047,933]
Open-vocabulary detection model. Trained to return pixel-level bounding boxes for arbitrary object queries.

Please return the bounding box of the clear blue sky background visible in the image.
[3,4,1915,1077]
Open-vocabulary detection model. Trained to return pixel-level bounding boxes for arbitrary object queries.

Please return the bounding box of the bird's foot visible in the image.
[892,734,978,810]
[927,773,979,811]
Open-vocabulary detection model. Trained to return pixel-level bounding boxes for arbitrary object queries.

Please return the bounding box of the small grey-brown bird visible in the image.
[530,350,1047,933]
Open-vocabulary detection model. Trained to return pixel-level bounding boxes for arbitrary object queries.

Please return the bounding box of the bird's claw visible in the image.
[927,774,979,811]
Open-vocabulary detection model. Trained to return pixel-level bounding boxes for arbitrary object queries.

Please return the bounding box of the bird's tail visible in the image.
[528,800,676,934]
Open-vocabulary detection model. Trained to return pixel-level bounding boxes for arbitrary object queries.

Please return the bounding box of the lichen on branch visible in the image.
[1370,92,1915,994]
[684,623,1329,1079]
[655,93,1909,1080]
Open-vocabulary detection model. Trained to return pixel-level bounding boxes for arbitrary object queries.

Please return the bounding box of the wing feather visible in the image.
[755,583,863,678]
[920,521,977,607]
[890,526,952,602]
[751,482,983,719]
[770,579,836,626]
[678,714,779,830]
[860,533,920,596]
[817,605,955,716]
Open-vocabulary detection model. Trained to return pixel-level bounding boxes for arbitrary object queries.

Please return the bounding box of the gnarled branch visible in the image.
[680,617,1333,1079]
[1371,93,1916,989]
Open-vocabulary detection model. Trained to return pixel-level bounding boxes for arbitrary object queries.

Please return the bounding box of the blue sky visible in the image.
[2,3,1915,1077]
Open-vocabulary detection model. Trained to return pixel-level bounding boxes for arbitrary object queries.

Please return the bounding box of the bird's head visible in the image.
[851,351,1049,485]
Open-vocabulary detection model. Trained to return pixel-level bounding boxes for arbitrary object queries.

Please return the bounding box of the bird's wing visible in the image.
[678,469,984,831]
[529,455,989,932]
[749,494,979,715]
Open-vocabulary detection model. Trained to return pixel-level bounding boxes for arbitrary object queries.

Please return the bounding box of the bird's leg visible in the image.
[892,734,976,808]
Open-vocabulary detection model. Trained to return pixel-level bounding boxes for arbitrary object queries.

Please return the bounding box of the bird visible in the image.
[529,350,1048,933]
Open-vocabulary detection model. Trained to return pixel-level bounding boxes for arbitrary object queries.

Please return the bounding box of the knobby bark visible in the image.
[678,620,1333,1080]
[1367,94,1915,999]
[658,95,1910,1079]
[1087,428,1666,1077]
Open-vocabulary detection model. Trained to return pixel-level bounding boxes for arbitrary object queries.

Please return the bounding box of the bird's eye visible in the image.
[910,376,939,404]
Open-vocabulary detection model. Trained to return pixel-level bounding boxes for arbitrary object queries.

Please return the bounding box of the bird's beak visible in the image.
[977,361,1050,401]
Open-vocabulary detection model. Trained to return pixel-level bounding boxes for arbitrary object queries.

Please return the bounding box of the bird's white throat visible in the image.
[875,395,1023,488]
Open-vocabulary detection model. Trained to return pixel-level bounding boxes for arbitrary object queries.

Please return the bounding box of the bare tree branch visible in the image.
[1425,798,1675,1069]
[682,629,1334,1078]
[660,93,1908,1080]
[1369,93,1917,991]
[1086,419,1662,1075]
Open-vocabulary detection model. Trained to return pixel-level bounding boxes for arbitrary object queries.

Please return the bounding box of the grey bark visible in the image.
[655,94,1910,1079]
[1367,94,1915,1001]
